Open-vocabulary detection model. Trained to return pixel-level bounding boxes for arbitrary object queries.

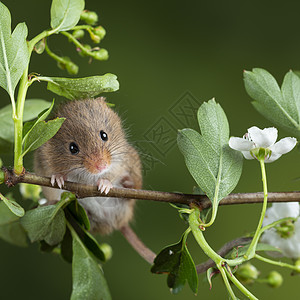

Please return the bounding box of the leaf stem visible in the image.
[245,158,268,259]
[255,254,300,272]
[218,264,237,300]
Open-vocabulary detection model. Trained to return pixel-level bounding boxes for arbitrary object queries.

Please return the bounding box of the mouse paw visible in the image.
[51,174,66,189]
[121,175,135,188]
[97,179,113,194]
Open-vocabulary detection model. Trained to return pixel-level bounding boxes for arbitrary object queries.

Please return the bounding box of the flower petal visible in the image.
[248,126,278,148]
[269,137,297,155]
[265,152,282,163]
[242,151,254,160]
[229,137,254,151]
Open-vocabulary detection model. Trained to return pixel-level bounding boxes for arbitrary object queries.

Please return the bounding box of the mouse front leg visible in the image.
[97,178,113,194]
[51,174,67,189]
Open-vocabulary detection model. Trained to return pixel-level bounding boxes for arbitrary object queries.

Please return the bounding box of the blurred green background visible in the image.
[1,0,300,299]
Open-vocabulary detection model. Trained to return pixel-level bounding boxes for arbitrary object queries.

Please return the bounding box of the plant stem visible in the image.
[218,264,237,299]
[245,158,268,259]
[255,254,300,272]
[13,66,29,174]
[224,266,258,300]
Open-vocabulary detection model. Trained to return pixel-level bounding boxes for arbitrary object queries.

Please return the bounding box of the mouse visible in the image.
[34,97,142,235]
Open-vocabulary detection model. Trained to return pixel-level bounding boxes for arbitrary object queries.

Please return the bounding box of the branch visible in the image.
[4,169,300,208]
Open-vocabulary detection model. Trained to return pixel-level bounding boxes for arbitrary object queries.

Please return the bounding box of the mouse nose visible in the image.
[84,151,111,174]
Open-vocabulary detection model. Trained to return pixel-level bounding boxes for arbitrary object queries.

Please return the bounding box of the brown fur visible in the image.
[34,97,142,234]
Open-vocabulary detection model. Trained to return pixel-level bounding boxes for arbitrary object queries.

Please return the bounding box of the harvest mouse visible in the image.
[34,97,142,235]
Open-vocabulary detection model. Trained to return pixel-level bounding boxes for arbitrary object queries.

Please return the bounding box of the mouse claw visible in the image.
[97,179,113,195]
[51,174,65,189]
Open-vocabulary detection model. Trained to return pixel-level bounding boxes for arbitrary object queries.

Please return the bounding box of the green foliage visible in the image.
[244,68,300,138]
[39,74,119,100]
[0,99,52,153]
[21,204,66,246]
[0,193,25,217]
[22,117,65,154]
[0,201,27,246]
[70,227,112,300]
[177,99,243,207]
[151,231,198,295]
[0,2,29,100]
[50,0,85,32]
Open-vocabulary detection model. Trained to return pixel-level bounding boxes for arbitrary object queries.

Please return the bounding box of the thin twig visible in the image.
[4,170,300,208]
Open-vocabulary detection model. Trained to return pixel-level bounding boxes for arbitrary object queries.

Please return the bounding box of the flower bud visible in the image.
[99,243,113,261]
[235,263,259,284]
[72,29,85,39]
[294,259,300,273]
[92,48,109,61]
[34,39,45,54]
[267,271,283,288]
[66,61,79,75]
[19,183,42,202]
[77,44,92,57]
[93,26,106,40]
[80,10,98,25]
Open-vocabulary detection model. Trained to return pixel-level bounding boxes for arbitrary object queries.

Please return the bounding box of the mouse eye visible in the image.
[100,130,108,141]
[69,142,80,155]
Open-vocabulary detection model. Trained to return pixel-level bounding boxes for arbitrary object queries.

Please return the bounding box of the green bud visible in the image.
[99,243,113,261]
[267,271,283,288]
[34,39,45,54]
[236,263,259,284]
[72,29,85,39]
[275,220,295,238]
[19,183,42,202]
[66,61,79,75]
[92,48,109,61]
[80,10,98,25]
[93,26,106,40]
[294,259,300,273]
[57,56,71,70]
[78,44,92,57]
[90,33,101,44]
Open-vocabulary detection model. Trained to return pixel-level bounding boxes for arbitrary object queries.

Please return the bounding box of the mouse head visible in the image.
[47,97,129,176]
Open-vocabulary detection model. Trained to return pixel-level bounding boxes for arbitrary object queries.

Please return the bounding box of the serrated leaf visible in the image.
[50,0,85,32]
[0,2,29,99]
[20,204,66,246]
[151,232,198,294]
[177,99,243,206]
[70,227,112,300]
[244,69,300,138]
[0,99,52,147]
[0,192,25,217]
[38,74,119,100]
[0,201,27,247]
[22,117,65,154]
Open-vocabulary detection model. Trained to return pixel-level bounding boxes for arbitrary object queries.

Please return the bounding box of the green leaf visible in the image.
[38,74,119,100]
[177,99,243,206]
[67,200,90,231]
[0,193,25,217]
[65,205,105,262]
[50,0,85,32]
[61,227,73,263]
[22,117,65,154]
[0,2,29,99]
[0,201,27,247]
[226,242,281,259]
[23,99,55,144]
[0,99,52,147]
[151,232,198,295]
[70,227,112,300]
[20,204,66,246]
[244,69,300,138]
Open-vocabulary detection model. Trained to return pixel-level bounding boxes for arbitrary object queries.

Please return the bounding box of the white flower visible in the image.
[261,202,300,258]
[229,126,297,162]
